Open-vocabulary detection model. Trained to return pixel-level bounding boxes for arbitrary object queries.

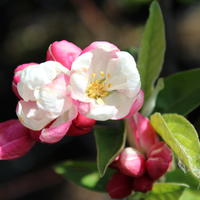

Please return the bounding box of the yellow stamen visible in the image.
[100,71,105,77]
[86,71,112,103]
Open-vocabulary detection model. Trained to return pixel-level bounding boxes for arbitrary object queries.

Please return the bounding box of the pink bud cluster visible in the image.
[106,113,172,199]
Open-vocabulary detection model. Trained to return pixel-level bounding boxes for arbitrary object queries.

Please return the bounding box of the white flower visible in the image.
[16,61,77,131]
[70,47,141,121]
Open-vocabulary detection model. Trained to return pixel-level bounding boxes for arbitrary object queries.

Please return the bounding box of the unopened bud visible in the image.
[106,172,132,199]
[146,156,170,180]
[119,147,145,177]
[132,175,154,193]
[148,142,172,162]
[67,113,96,136]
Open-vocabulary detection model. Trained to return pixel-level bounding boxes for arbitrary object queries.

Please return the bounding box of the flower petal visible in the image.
[35,74,71,117]
[16,101,54,131]
[103,92,134,120]
[106,51,140,98]
[40,104,77,143]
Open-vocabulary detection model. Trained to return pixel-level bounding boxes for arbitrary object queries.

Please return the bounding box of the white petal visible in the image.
[88,48,115,75]
[85,102,118,121]
[19,61,68,91]
[17,82,36,101]
[16,101,54,130]
[103,91,134,119]
[106,51,140,98]
[35,74,71,118]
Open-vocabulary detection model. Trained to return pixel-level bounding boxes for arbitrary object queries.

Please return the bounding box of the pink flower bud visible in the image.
[119,147,145,177]
[132,175,154,193]
[81,41,119,55]
[146,142,172,180]
[106,172,132,199]
[146,157,170,180]
[0,120,35,160]
[46,40,82,70]
[148,141,172,162]
[127,113,159,154]
[67,113,96,136]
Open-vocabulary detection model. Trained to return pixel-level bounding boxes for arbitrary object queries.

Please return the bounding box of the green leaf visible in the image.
[141,78,164,116]
[166,168,200,189]
[179,188,200,200]
[137,1,166,101]
[150,113,200,179]
[94,120,126,177]
[54,161,115,192]
[155,68,200,115]
[145,183,188,200]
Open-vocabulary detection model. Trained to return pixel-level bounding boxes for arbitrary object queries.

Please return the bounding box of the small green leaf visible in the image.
[166,168,199,189]
[94,120,126,177]
[150,113,200,179]
[137,1,166,101]
[145,183,188,200]
[155,68,200,115]
[179,188,200,200]
[141,78,164,116]
[54,161,115,192]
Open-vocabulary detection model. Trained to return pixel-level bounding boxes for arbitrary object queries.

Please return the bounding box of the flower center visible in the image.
[86,71,111,102]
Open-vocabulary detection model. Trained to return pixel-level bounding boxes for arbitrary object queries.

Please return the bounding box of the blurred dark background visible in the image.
[0,0,200,199]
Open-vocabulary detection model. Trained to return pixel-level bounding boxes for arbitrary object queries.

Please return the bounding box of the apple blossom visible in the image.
[70,43,141,121]
[0,120,35,160]
[15,61,78,143]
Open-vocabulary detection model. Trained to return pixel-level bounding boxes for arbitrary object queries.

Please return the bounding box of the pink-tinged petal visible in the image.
[39,104,78,143]
[125,90,144,118]
[127,113,159,154]
[81,41,119,55]
[132,175,154,193]
[146,157,171,180]
[118,147,145,177]
[40,120,72,144]
[46,40,82,70]
[67,113,96,136]
[106,172,132,199]
[14,63,37,73]
[0,120,35,160]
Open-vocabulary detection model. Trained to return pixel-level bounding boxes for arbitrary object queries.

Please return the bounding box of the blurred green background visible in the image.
[0,0,200,199]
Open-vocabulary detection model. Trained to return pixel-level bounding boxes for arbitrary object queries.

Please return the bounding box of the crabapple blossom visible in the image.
[70,42,141,121]
[15,61,77,143]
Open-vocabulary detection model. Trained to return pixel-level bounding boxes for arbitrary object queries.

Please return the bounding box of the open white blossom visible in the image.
[16,61,77,131]
[70,47,141,121]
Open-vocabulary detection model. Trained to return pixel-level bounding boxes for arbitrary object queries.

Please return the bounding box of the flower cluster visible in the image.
[106,113,172,199]
[0,40,172,199]
[0,40,142,159]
